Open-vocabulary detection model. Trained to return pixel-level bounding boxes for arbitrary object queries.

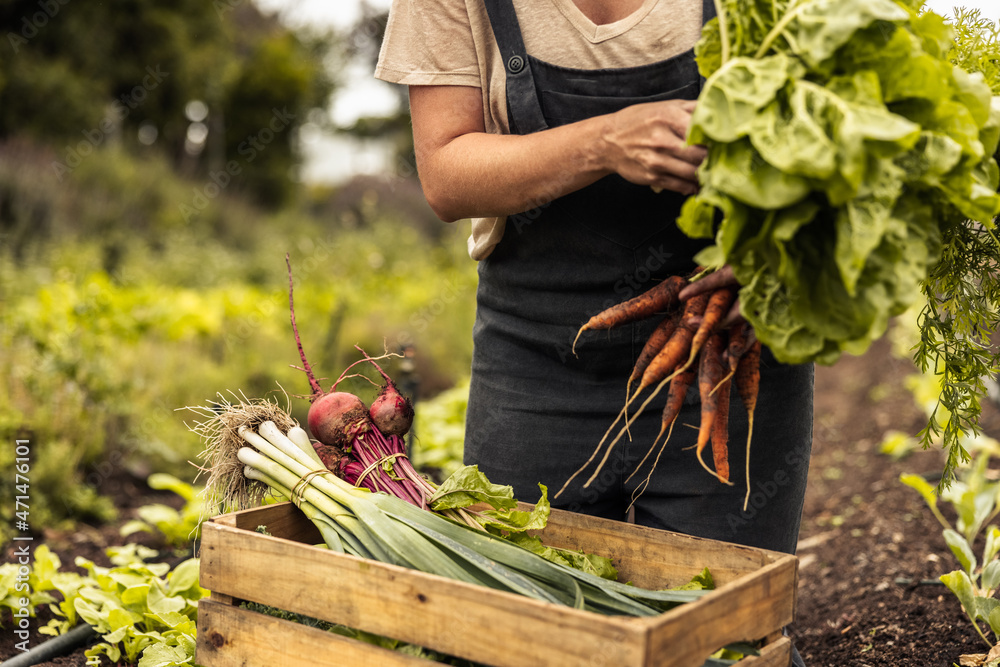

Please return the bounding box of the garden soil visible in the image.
[1,334,993,666]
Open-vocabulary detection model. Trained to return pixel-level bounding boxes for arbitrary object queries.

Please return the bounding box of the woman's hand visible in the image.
[600,99,707,195]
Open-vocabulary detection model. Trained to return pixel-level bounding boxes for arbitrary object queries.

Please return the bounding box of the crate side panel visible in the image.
[539,508,774,588]
[199,522,647,667]
[738,636,791,667]
[212,501,321,543]
[643,558,796,667]
[196,598,432,667]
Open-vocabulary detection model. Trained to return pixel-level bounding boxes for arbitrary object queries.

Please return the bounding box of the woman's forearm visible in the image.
[409,84,704,222]
[417,118,611,222]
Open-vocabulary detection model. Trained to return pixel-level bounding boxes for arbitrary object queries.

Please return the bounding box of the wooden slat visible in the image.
[741,636,791,667]
[643,558,796,667]
[212,502,321,544]
[537,506,777,588]
[197,598,431,667]
[200,520,646,667]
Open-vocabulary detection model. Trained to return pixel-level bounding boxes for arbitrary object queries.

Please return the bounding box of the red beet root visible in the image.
[312,440,343,471]
[354,345,413,437]
[369,385,414,437]
[307,392,370,448]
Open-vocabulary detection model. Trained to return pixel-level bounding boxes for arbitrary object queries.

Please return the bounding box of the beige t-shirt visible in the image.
[374,0,704,260]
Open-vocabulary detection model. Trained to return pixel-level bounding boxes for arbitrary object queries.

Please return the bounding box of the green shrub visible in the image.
[0,144,477,544]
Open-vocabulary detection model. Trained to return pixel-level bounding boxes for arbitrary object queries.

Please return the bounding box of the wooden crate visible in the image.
[196,502,797,667]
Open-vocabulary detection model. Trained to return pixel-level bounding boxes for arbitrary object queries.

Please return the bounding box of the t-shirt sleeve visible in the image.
[375,0,483,87]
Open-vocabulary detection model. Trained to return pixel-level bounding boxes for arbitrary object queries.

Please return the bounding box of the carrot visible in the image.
[735,339,762,510]
[625,366,697,509]
[572,275,686,354]
[628,311,681,393]
[710,319,750,397]
[626,366,695,486]
[694,332,731,484]
[573,292,712,490]
[710,375,732,483]
[637,292,709,393]
[680,286,737,374]
[555,292,710,499]
[726,320,750,373]
[623,311,682,434]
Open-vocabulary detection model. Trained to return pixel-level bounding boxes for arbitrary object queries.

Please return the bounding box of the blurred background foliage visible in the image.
[0,1,474,544]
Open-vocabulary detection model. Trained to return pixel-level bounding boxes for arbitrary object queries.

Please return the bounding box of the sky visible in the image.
[256,0,1000,183]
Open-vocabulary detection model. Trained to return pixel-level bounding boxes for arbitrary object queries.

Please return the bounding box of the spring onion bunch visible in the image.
[192,398,708,616]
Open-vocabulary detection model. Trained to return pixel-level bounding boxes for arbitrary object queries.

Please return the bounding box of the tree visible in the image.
[0,0,338,207]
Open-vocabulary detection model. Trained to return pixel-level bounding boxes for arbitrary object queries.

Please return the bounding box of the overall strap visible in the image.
[700,0,717,86]
[702,0,717,24]
[482,0,549,134]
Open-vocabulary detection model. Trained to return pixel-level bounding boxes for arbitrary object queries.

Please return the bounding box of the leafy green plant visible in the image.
[72,553,205,667]
[120,473,206,548]
[1,540,204,667]
[902,448,1000,649]
[0,544,82,626]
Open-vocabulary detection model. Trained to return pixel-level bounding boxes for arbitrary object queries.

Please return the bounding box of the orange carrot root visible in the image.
[625,367,694,486]
[695,332,729,484]
[710,376,732,484]
[682,286,737,373]
[571,275,686,355]
[736,340,762,510]
[637,292,708,393]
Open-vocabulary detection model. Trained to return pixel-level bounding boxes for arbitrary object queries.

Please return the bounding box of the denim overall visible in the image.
[465,0,813,642]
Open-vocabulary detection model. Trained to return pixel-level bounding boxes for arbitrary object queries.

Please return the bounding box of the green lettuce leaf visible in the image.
[428,465,518,511]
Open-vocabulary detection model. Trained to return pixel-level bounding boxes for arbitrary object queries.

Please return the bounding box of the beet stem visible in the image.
[354,344,399,388]
[286,254,323,397]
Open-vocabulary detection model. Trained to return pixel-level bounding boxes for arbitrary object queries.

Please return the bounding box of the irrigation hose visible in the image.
[0,623,97,667]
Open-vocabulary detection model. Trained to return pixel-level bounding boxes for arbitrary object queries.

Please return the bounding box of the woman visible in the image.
[376,0,812,607]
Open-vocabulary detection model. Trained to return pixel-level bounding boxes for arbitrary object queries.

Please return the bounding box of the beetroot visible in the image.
[312,440,343,471]
[355,346,414,437]
[369,385,414,437]
[307,391,370,448]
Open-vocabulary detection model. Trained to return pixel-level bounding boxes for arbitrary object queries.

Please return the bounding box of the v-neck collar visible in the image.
[547,0,660,43]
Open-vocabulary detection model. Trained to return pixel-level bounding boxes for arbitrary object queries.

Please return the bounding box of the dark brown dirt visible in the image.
[790,335,992,666]
[1,334,995,666]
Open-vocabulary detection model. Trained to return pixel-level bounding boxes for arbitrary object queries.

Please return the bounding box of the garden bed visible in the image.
[1,333,996,666]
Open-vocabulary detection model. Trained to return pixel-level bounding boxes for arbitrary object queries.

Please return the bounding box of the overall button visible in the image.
[507,55,524,73]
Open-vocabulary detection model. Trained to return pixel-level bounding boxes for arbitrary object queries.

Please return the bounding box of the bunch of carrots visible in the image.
[556,270,761,510]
